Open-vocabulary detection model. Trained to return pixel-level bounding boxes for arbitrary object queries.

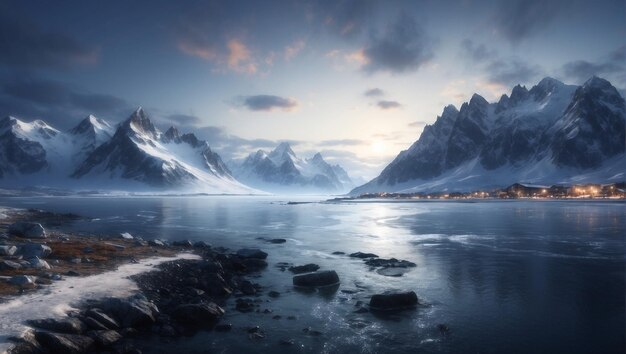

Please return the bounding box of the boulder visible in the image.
[28,257,51,269]
[18,243,52,258]
[293,271,340,288]
[87,330,122,347]
[369,291,418,311]
[9,275,36,287]
[376,267,410,277]
[172,303,225,325]
[28,317,86,334]
[34,332,94,354]
[349,252,378,259]
[9,222,46,239]
[120,232,134,240]
[173,240,193,247]
[268,238,286,244]
[83,317,109,331]
[242,258,268,270]
[86,308,120,329]
[289,263,320,274]
[148,239,165,246]
[0,260,22,270]
[364,258,416,268]
[0,245,17,256]
[100,294,158,327]
[236,248,268,259]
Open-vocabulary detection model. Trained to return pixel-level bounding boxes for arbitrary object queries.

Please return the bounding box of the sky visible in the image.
[0,0,624,181]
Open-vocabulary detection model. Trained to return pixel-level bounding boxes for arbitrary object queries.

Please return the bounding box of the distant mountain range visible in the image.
[0,108,254,194]
[351,76,625,195]
[228,142,354,193]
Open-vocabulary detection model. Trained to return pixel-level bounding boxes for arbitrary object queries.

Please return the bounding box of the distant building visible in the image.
[504,183,550,198]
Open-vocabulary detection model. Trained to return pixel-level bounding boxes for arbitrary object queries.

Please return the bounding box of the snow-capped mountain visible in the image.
[0,108,256,194]
[229,142,354,193]
[351,77,626,195]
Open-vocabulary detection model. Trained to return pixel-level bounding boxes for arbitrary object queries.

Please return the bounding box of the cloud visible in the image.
[408,121,428,128]
[364,88,384,97]
[493,0,562,44]
[0,76,132,128]
[310,0,375,38]
[166,114,203,126]
[362,14,434,74]
[460,39,495,62]
[377,100,402,110]
[486,59,541,86]
[0,16,98,70]
[318,139,366,146]
[238,95,299,112]
[561,46,626,85]
[284,40,306,61]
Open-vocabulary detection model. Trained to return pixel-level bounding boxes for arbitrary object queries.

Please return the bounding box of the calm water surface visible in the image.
[1,196,624,354]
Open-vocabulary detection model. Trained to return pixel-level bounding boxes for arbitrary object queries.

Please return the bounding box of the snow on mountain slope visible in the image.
[351,77,625,195]
[229,142,354,193]
[0,109,258,194]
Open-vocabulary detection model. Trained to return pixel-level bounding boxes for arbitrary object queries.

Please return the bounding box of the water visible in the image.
[1,196,624,353]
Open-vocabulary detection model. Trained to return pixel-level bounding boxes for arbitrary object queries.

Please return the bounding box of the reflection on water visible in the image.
[0,197,624,353]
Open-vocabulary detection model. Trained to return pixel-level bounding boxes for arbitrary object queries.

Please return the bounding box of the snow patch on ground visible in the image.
[0,253,199,353]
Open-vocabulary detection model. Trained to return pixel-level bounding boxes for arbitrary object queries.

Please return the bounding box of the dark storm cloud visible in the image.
[0,76,132,128]
[486,59,541,86]
[562,46,626,83]
[493,0,562,44]
[377,100,402,109]
[460,39,494,62]
[362,14,434,74]
[238,95,298,112]
[364,88,384,97]
[0,16,97,70]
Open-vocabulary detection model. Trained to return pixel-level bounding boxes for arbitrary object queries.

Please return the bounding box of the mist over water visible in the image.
[2,197,624,353]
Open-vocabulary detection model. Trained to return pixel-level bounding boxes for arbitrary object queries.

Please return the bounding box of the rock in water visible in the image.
[87,330,122,347]
[9,222,46,239]
[172,303,225,325]
[349,252,378,259]
[369,291,418,311]
[99,294,158,327]
[237,248,268,259]
[0,245,17,256]
[34,332,94,354]
[86,308,120,329]
[288,263,320,274]
[293,270,340,288]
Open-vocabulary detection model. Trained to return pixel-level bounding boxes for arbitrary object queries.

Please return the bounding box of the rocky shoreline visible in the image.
[0,207,430,354]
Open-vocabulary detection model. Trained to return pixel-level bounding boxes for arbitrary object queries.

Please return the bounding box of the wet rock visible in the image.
[172,240,193,247]
[86,308,120,329]
[83,317,110,331]
[8,329,44,353]
[302,327,323,336]
[0,245,17,256]
[376,267,411,277]
[120,232,134,240]
[293,270,340,288]
[27,257,51,269]
[236,248,268,260]
[364,258,416,268]
[9,222,46,239]
[215,324,232,332]
[268,238,286,244]
[332,251,345,255]
[369,291,418,311]
[100,294,159,327]
[268,291,280,298]
[9,275,36,287]
[247,326,261,333]
[349,252,378,259]
[239,280,256,295]
[354,307,369,314]
[28,317,86,334]
[34,331,94,354]
[88,330,122,347]
[288,263,320,274]
[0,259,22,270]
[437,324,450,335]
[18,243,52,258]
[279,339,295,346]
[172,303,225,325]
[272,315,282,320]
[242,258,268,270]
[235,298,256,313]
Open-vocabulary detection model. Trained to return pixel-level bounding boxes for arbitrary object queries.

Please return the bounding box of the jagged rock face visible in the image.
[352,76,626,195]
[229,143,354,193]
[0,108,252,193]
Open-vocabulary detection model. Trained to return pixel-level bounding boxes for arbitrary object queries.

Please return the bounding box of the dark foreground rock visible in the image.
[293,270,340,288]
[236,248,268,259]
[28,317,86,334]
[172,303,225,325]
[349,252,378,259]
[369,291,418,311]
[288,263,320,274]
[364,258,416,268]
[8,222,46,239]
[34,332,94,354]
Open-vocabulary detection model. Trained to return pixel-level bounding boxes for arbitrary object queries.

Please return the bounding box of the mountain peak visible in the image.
[163,126,180,142]
[469,93,488,106]
[125,107,158,138]
[311,152,324,162]
[271,142,295,156]
[71,115,111,136]
[442,104,459,116]
[583,76,612,90]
